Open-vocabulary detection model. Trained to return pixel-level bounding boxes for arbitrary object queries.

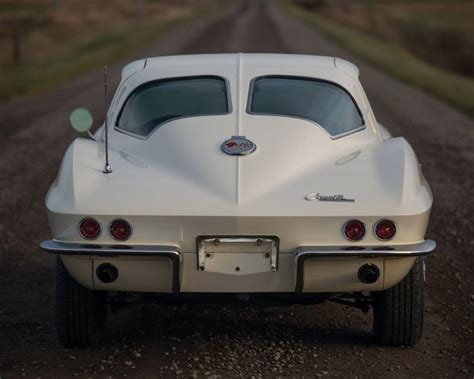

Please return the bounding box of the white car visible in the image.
[41,53,436,347]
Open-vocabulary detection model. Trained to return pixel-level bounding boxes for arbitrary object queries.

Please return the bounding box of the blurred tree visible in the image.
[0,15,49,66]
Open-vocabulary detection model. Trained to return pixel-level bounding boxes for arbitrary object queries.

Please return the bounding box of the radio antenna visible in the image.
[103,65,112,174]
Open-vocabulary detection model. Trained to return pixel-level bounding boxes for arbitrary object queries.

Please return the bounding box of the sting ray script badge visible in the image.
[305,192,355,202]
[221,136,256,156]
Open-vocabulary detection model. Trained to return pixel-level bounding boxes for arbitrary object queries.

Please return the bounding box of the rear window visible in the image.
[117,76,229,137]
[248,76,364,137]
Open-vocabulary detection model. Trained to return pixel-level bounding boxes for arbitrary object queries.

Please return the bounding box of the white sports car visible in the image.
[41,53,436,347]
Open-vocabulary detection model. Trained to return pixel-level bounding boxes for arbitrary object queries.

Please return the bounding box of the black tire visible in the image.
[372,257,424,346]
[55,256,107,347]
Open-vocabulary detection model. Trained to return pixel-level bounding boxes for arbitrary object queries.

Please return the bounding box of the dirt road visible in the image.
[1,0,473,377]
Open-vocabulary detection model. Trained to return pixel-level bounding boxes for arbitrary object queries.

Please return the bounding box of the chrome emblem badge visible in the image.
[221,136,256,156]
[305,192,355,202]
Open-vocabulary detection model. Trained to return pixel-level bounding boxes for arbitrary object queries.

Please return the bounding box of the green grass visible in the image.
[289,4,474,118]
[0,3,220,102]
[0,3,45,13]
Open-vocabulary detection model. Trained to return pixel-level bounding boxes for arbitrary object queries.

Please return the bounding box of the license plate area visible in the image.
[197,236,279,275]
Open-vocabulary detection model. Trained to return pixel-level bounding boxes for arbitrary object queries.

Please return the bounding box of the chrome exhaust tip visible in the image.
[358,264,380,284]
[96,263,119,284]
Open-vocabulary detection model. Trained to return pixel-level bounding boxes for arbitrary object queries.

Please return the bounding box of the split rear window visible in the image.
[116,74,364,138]
[117,76,229,137]
[248,76,364,137]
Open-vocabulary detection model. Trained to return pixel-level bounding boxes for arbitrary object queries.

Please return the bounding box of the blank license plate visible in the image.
[196,236,279,275]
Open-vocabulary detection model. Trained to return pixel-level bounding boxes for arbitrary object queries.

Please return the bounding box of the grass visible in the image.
[0,2,220,102]
[289,4,474,118]
[0,3,45,12]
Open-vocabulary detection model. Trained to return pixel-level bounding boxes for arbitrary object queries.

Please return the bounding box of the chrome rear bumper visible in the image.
[40,239,435,293]
[294,240,436,292]
[40,240,182,292]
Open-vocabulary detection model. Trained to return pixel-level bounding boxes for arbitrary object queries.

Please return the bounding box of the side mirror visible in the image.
[69,108,93,133]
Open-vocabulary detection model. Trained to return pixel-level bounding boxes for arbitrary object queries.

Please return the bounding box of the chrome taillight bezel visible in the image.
[79,217,102,240]
[374,219,398,241]
[109,219,132,241]
[342,219,367,241]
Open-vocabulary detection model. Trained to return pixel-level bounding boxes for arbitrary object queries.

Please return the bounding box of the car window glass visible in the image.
[249,76,364,137]
[117,76,229,137]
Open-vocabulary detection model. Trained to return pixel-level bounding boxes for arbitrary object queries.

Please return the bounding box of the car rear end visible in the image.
[42,53,436,347]
[42,210,435,293]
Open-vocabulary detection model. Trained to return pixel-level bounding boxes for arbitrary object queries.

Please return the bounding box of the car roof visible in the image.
[121,53,360,83]
[113,53,370,131]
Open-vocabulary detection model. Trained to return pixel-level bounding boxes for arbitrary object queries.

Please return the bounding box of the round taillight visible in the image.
[343,219,366,241]
[375,219,397,240]
[79,218,101,240]
[110,219,132,241]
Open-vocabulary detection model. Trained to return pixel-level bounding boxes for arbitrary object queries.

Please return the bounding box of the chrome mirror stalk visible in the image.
[87,130,98,142]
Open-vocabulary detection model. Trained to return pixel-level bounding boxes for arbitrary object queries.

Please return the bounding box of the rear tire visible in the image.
[372,257,424,346]
[55,256,107,347]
